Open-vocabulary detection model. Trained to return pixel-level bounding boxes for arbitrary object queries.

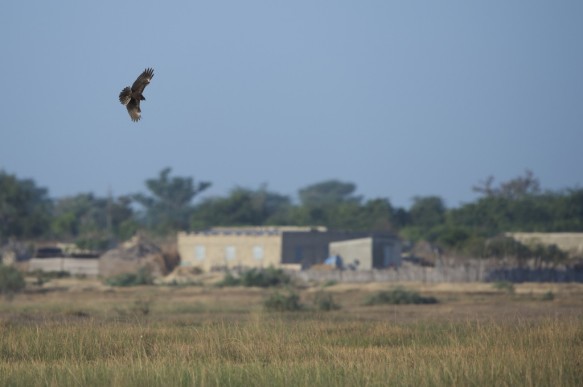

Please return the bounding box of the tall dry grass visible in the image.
[1,315,581,386]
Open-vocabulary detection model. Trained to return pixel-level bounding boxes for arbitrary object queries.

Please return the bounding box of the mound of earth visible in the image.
[99,235,167,278]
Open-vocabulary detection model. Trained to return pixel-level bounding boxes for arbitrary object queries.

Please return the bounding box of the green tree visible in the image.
[449,187,583,236]
[51,193,137,249]
[473,169,540,199]
[290,180,365,228]
[108,195,139,241]
[328,198,400,231]
[298,180,362,207]
[432,225,472,250]
[401,196,446,241]
[409,196,446,230]
[544,189,583,231]
[0,264,26,295]
[52,193,105,238]
[356,199,395,231]
[0,170,52,242]
[134,168,211,234]
[191,186,291,229]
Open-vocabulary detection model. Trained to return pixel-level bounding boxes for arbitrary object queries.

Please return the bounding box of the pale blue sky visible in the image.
[1,1,581,208]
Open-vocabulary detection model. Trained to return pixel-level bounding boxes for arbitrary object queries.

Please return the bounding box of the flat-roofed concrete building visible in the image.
[329,235,402,270]
[177,226,369,271]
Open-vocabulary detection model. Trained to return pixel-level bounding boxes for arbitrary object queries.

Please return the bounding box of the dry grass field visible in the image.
[1,278,582,386]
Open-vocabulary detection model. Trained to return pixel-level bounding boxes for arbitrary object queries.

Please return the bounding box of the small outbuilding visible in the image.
[329,234,402,270]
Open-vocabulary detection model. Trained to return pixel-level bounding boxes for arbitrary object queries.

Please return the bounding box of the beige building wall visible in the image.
[178,230,283,271]
[507,232,583,257]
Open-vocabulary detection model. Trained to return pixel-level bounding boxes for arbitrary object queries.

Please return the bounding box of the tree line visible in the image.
[1,168,582,255]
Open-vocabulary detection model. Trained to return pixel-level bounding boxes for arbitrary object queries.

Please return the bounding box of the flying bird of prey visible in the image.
[119,68,154,122]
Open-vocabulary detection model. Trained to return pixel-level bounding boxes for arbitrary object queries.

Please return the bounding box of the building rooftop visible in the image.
[179,226,329,237]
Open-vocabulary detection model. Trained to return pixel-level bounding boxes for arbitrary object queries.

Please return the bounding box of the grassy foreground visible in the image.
[1,315,581,386]
[1,280,582,386]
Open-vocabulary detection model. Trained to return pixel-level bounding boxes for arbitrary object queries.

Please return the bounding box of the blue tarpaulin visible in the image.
[324,255,343,268]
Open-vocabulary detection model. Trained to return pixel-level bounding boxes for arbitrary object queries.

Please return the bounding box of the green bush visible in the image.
[313,291,341,311]
[132,299,152,315]
[0,264,26,295]
[242,267,291,287]
[492,281,515,294]
[113,299,153,318]
[219,267,291,288]
[217,272,241,287]
[541,291,554,301]
[29,269,70,286]
[264,291,303,312]
[323,280,338,288]
[105,267,153,287]
[364,287,438,306]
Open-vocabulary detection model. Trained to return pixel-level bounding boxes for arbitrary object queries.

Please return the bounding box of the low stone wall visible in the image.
[28,258,99,277]
[486,268,583,283]
[294,261,583,283]
[295,266,485,283]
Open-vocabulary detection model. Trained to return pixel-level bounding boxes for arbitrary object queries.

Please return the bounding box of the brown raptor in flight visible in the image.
[119,68,154,122]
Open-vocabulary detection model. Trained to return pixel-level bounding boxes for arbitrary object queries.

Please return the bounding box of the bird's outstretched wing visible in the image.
[131,68,154,94]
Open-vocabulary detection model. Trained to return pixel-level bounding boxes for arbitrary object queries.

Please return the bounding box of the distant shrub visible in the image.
[219,267,291,288]
[132,299,152,315]
[323,280,338,288]
[313,291,341,311]
[492,281,515,294]
[66,310,91,318]
[29,269,70,286]
[0,264,26,295]
[364,288,438,306]
[541,291,554,301]
[188,266,204,275]
[113,298,153,318]
[217,272,241,287]
[242,267,291,287]
[264,291,303,312]
[105,267,153,287]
